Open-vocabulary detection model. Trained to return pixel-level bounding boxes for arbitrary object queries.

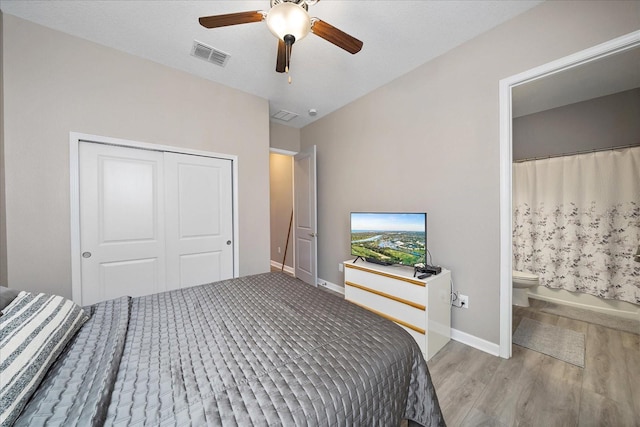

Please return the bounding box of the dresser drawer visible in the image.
[343,260,451,361]
[345,284,426,333]
[344,265,425,303]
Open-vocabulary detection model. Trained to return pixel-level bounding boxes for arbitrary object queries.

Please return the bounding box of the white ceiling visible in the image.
[0,0,543,128]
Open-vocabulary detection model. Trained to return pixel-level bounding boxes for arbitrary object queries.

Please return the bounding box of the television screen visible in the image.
[350,212,426,266]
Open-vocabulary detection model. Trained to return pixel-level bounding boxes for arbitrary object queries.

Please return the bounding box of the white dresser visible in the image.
[343,260,451,360]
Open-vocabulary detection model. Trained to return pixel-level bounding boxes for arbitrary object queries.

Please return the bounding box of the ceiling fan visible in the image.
[199,0,363,81]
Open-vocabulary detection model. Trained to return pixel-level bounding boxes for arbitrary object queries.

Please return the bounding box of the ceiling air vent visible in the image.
[271,110,299,122]
[191,40,230,67]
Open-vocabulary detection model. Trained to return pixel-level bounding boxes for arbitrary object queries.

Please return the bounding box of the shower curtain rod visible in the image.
[514,143,640,163]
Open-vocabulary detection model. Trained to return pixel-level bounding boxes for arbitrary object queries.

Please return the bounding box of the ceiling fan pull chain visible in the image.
[285,39,292,84]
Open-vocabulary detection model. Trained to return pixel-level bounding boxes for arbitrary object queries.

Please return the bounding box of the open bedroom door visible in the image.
[294,145,317,286]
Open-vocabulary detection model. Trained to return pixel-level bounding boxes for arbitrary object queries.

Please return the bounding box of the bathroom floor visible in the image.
[427,298,639,427]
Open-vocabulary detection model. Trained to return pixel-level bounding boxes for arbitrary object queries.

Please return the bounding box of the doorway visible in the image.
[269,150,296,275]
[269,145,318,286]
[498,30,640,358]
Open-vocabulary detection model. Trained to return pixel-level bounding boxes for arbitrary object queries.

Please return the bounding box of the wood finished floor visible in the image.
[427,299,640,427]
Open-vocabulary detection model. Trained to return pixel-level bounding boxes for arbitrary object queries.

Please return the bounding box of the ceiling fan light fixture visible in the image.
[266,2,311,42]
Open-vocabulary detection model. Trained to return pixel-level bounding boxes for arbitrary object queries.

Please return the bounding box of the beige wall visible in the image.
[0,11,6,285]
[270,122,300,152]
[2,14,271,297]
[269,153,294,268]
[301,1,640,344]
[514,88,640,160]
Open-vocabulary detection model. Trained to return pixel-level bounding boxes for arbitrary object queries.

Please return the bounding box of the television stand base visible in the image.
[364,258,392,266]
[353,256,366,263]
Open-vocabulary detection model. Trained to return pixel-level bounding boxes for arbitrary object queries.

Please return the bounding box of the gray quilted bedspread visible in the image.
[15,272,445,426]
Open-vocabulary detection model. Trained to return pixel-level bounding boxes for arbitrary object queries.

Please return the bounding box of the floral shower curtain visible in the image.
[513,146,640,304]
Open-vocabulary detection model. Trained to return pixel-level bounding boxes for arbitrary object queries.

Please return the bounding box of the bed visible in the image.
[1,272,445,426]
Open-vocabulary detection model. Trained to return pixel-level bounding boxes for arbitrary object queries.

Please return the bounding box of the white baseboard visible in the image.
[317,277,345,295]
[450,328,500,357]
[270,260,295,276]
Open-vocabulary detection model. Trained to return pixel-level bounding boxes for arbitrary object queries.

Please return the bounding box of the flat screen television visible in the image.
[350,212,426,266]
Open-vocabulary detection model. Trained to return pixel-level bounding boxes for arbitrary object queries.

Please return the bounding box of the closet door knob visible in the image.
[82,252,92,258]
[226,240,232,245]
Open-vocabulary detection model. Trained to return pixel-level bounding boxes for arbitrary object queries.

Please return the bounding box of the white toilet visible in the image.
[512,270,539,307]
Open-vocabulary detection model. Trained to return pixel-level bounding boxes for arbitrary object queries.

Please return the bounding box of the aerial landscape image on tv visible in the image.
[351,213,426,266]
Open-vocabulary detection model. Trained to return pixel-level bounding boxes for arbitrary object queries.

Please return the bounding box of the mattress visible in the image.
[15,272,445,426]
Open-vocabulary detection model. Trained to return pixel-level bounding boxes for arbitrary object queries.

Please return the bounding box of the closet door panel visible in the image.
[79,142,166,305]
[165,153,234,289]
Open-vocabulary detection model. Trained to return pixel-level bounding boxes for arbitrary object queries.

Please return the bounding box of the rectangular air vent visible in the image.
[271,110,299,122]
[191,40,230,67]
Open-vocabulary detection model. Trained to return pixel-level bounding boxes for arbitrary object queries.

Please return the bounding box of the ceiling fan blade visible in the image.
[199,11,264,29]
[311,19,363,54]
[276,39,287,73]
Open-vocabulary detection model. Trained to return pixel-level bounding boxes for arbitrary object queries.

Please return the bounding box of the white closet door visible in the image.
[79,142,166,305]
[164,153,234,289]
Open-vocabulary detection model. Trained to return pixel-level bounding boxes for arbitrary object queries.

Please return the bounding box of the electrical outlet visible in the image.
[459,294,469,309]
[278,247,281,254]
[338,263,343,272]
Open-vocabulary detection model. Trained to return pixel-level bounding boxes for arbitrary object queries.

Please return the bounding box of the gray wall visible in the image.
[270,153,294,268]
[270,122,300,152]
[300,1,640,344]
[0,10,6,286]
[2,14,271,297]
[514,88,640,160]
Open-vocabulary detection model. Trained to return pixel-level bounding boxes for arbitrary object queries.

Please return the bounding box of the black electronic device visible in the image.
[417,273,432,279]
[424,265,442,275]
[414,264,442,277]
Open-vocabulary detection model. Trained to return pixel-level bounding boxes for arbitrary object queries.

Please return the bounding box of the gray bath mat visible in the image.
[540,302,639,336]
[513,318,585,368]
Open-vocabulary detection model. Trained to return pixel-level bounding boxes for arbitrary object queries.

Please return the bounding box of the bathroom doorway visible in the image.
[498,30,640,358]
